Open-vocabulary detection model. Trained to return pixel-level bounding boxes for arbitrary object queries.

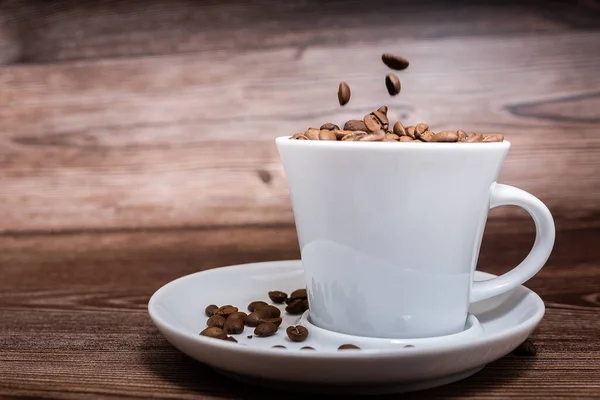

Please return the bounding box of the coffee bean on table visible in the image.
[483,134,504,142]
[200,327,228,340]
[338,344,361,350]
[255,322,278,337]
[457,129,468,142]
[213,305,238,317]
[268,290,288,304]
[341,131,367,141]
[319,129,337,141]
[381,53,410,71]
[286,298,308,315]
[513,339,537,356]
[286,325,309,342]
[385,73,401,96]
[338,82,351,106]
[205,304,218,317]
[247,301,268,312]
[224,318,245,334]
[226,336,238,343]
[207,315,226,329]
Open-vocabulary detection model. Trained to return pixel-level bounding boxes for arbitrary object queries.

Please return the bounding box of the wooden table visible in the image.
[1,0,599,398]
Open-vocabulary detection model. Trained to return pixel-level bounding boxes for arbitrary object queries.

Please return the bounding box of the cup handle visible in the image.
[470,183,555,302]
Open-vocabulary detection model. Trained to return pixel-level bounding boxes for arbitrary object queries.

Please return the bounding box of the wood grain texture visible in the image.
[1,227,600,399]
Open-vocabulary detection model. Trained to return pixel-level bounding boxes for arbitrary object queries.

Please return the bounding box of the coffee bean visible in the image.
[320,122,339,131]
[414,123,429,138]
[290,133,309,140]
[224,318,245,334]
[418,130,435,142]
[304,128,321,140]
[290,288,307,301]
[399,136,414,142]
[457,129,468,142]
[268,290,288,304]
[338,82,351,106]
[247,301,269,312]
[213,305,238,317]
[364,114,382,133]
[372,111,389,129]
[384,133,400,141]
[385,73,401,96]
[260,317,283,327]
[286,325,309,342]
[333,129,355,140]
[228,311,248,321]
[405,126,416,139]
[300,346,315,351]
[245,312,262,327]
[205,304,218,317]
[247,335,253,339]
[254,322,278,337]
[319,129,337,141]
[432,131,459,142]
[465,133,483,143]
[341,131,367,141]
[207,315,226,329]
[344,120,368,131]
[226,336,238,343]
[483,134,504,142]
[285,299,308,315]
[381,53,410,71]
[256,305,281,318]
[377,105,388,114]
[393,121,407,136]
[338,344,361,350]
[272,345,286,349]
[200,327,227,340]
[513,339,537,356]
[360,131,385,141]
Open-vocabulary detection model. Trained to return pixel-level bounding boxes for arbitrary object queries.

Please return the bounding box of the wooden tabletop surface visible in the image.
[1,1,599,398]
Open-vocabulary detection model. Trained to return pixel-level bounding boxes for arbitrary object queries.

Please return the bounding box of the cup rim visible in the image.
[275,135,511,149]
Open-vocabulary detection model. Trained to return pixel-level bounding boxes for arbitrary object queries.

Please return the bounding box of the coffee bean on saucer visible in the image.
[457,129,468,142]
[432,131,459,142]
[247,335,253,339]
[255,322,278,337]
[413,123,429,138]
[300,346,315,351]
[200,327,227,340]
[341,131,367,141]
[377,105,388,114]
[465,133,483,143]
[213,305,238,317]
[260,317,283,327]
[248,301,268,312]
[272,345,286,349]
[207,315,226,329]
[289,288,308,301]
[344,120,368,132]
[319,129,337,141]
[304,128,321,140]
[512,339,537,356]
[385,73,401,96]
[320,123,339,131]
[224,318,245,334]
[333,129,355,140]
[364,114,382,133]
[360,131,385,141]
[398,136,413,142]
[338,344,361,350]
[228,311,248,321]
[268,291,288,304]
[338,82,351,106]
[226,336,238,343]
[372,111,389,130]
[256,305,281,318]
[205,304,218,317]
[286,325,309,342]
[289,133,309,140]
[381,53,410,71]
[285,299,308,315]
[393,121,407,137]
[405,126,416,139]
[483,134,504,142]
[245,312,262,327]
[384,133,400,141]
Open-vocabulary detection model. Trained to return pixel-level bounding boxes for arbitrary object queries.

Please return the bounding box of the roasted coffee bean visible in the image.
[405,126,416,139]
[414,123,429,138]
[290,288,308,301]
[200,327,227,340]
[290,133,309,140]
[465,133,483,143]
[360,131,385,141]
[399,136,414,142]
[245,312,262,327]
[393,121,407,136]
[286,299,308,315]
[247,301,269,312]
[213,305,238,317]
[341,131,367,141]
[256,305,281,318]
[272,345,286,349]
[205,304,218,317]
[303,299,309,309]
[338,82,351,106]
[483,134,504,142]
[344,120,368,131]
[286,325,309,342]
[513,339,537,356]
[385,73,401,96]
[304,128,321,140]
[333,129,355,140]
[224,318,245,334]
[338,344,361,350]
[372,111,389,129]
[418,130,435,142]
[228,311,248,321]
[363,114,382,133]
[260,317,283,327]
[300,346,315,350]
[457,129,468,142]
[254,322,278,337]
[319,129,337,141]
[207,315,226,329]
[268,290,288,304]
[320,122,339,131]
[381,53,410,71]
[377,105,388,114]
[226,336,238,343]
[384,133,400,141]
[432,131,459,142]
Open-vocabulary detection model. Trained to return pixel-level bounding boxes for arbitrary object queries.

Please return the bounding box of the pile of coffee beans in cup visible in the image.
[293,53,504,143]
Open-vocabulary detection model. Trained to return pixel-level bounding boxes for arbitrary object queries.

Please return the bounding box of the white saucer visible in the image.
[148,260,545,394]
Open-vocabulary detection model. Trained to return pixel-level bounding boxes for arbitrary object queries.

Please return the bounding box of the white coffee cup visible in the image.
[276,137,555,339]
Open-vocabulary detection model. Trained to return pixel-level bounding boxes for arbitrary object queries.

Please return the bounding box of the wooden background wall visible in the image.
[0,0,598,237]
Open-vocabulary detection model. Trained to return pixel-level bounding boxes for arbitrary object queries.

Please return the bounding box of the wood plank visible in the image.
[1,0,599,64]
[0,32,599,233]
[0,227,599,398]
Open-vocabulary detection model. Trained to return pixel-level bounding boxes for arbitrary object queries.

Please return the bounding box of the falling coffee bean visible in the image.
[226,336,238,343]
[213,305,238,317]
[338,344,361,350]
[268,290,288,304]
[254,322,278,337]
[338,82,351,106]
[300,346,315,351]
[385,73,401,96]
[200,327,227,340]
[247,301,268,312]
[285,299,308,315]
[512,340,537,356]
[206,315,226,329]
[205,304,218,317]
[224,318,245,334]
[381,53,410,71]
[286,325,309,342]
[344,120,367,132]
